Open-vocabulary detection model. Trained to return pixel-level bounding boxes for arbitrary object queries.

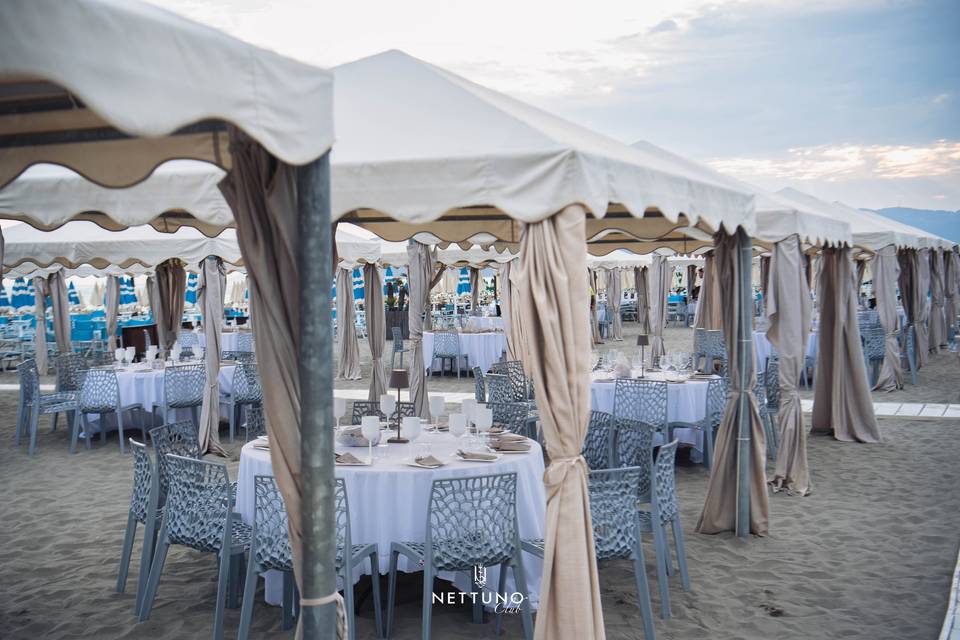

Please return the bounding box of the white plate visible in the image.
[491,447,531,454]
[402,457,446,469]
[454,452,502,463]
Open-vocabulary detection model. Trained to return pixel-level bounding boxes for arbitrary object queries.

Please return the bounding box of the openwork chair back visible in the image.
[862,326,885,360]
[426,472,518,571]
[236,332,255,352]
[232,363,263,404]
[56,353,86,392]
[245,405,267,439]
[704,330,727,366]
[472,366,486,402]
[433,331,460,358]
[652,440,680,524]
[485,373,514,404]
[388,401,417,423]
[334,478,353,564]
[589,466,643,560]
[17,359,39,406]
[488,401,532,436]
[613,379,668,433]
[164,364,205,409]
[149,421,201,501]
[253,475,293,571]
[613,418,654,501]
[764,356,781,410]
[489,360,527,401]
[392,327,404,351]
[129,439,159,525]
[706,378,728,431]
[582,410,614,470]
[178,332,200,349]
[693,328,707,360]
[163,454,233,552]
[79,368,120,413]
[351,400,384,424]
[222,350,256,363]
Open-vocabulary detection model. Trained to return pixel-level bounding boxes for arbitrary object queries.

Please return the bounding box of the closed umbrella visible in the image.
[184,272,199,305]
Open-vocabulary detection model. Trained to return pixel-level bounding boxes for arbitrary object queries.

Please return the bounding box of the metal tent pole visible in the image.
[297,152,337,637]
[736,227,754,538]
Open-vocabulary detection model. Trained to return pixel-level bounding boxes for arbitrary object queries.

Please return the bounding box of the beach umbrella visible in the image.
[68,281,81,306]
[0,283,11,310]
[184,272,199,305]
[456,267,471,294]
[352,268,364,300]
[119,277,137,305]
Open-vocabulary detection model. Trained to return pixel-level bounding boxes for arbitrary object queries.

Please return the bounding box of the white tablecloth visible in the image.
[754,331,818,373]
[464,316,504,331]
[589,371,710,460]
[197,332,247,352]
[237,431,546,607]
[421,331,506,374]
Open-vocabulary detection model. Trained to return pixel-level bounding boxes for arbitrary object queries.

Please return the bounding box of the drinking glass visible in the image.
[380,393,396,423]
[403,416,421,442]
[361,415,379,463]
[449,413,467,439]
[429,395,445,431]
[460,398,477,429]
[114,348,124,369]
[333,397,347,431]
[475,406,493,447]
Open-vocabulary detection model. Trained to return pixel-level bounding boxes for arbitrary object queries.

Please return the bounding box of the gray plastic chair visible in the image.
[236,332,255,353]
[390,326,409,369]
[485,373,514,405]
[430,331,465,378]
[16,358,79,456]
[153,363,205,430]
[488,360,530,401]
[116,439,161,615]
[139,454,251,640]
[613,379,668,436]
[53,352,85,431]
[221,350,256,363]
[242,404,267,441]
[177,331,200,359]
[386,472,534,640]
[149,421,201,503]
[692,328,707,370]
[75,368,144,454]
[351,399,386,424]
[487,401,536,439]
[754,375,777,463]
[238,475,298,638]
[225,363,262,443]
[334,478,383,640]
[637,440,690,619]
[665,376,727,468]
[472,366,486,402]
[582,410,614,470]
[521,466,655,640]
[861,325,885,385]
[703,330,727,373]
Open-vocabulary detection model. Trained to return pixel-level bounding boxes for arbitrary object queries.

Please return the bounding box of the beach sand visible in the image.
[1,324,957,639]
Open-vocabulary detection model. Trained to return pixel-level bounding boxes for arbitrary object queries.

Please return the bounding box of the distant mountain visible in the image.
[867,207,960,244]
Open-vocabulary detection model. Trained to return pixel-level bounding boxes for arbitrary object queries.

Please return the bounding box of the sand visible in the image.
[1,324,958,639]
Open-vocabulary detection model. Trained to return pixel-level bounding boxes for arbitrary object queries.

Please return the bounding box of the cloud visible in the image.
[648,19,679,34]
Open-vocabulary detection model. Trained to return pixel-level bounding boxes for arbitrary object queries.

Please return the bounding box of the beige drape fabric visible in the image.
[929,249,946,352]
[48,271,72,355]
[635,266,650,333]
[515,205,604,640]
[686,264,697,301]
[335,267,361,380]
[765,236,811,496]
[500,261,521,361]
[364,263,387,401]
[945,250,958,339]
[811,248,881,443]
[589,269,603,345]
[155,259,186,351]
[508,264,526,363]
[407,242,434,419]
[648,255,672,366]
[694,251,721,330]
[469,266,481,315]
[105,275,120,352]
[872,246,903,391]
[606,268,623,341]
[697,231,769,535]
[916,248,931,365]
[855,259,867,306]
[759,255,771,315]
[197,256,228,456]
[32,276,49,373]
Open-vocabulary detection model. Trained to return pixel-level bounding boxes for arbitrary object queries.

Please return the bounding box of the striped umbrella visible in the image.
[68,281,82,306]
[456,268,471,295]
[352,268,365,300]
[119,277,137,305]
[184,272,199,305]
[0,283,11,310]
[12,278,34,309]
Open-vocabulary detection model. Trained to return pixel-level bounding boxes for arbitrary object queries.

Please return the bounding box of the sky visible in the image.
[150,0,960,211]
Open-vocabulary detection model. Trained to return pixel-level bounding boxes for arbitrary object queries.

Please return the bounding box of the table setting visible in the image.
[421,330,506,374]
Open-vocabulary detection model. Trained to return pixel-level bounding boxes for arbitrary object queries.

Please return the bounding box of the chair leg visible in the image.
[82,414,93,449]
[511,552,535,640]
[52,411,59,432]
[237,553,258,640]
[369,552,383,639]
[649,523,672,619]
[27,404,40,456]
[421,560,434,640]
[14,396,25,446]
[69,409,81,454]
[671,518,691,592]
[229,403,237,443]
[139,531,170,622]
[631,542,656,640]
[343,558,356,640]
[116,513,138,593]
[117,409,126,453]
[386,549,400,637]
[135,513,159,616]
[282,570,296,631]
[213,549,231,640]
[495,561,508,636]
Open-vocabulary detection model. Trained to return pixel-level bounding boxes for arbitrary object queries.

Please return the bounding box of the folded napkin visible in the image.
[491,440,531,452]
[414,454,444,468]
[335,452,363,465]
[457,449,498,461]
[341,426,362,436]
[491,432,526,442]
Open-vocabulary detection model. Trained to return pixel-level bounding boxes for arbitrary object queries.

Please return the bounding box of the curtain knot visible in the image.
[543,454,587,487]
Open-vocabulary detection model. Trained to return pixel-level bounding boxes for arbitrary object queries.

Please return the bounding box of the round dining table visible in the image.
[464,316,505,332]
[421,330,506,374]
[237,429,546,607]
[753,330,818,373]
[197,331,249,352]
[589,370,712,462]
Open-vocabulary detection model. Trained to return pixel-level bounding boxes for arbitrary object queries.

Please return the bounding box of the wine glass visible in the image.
[360,415,379,464]
[449,413,467,440]
[333,397,347,431]
[475,406,493,446]
[124,346,135,365]
[380,393,396,425]
[429,395,445,431]
[403,416,421,442]
[114,348,124,369]
[460,398,477,431]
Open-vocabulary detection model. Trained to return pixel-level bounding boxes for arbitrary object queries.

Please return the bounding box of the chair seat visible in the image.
[335,542,378,570]
[37,392,78,413]
[520,538,545,557]
[228,520,253,552]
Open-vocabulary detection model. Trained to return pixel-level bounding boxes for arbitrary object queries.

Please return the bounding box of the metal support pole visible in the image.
[297,153,336,638]
[735,227,754,538]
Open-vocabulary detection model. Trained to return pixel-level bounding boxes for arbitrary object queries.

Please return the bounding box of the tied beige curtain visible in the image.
[759,255,771,315]
[855,259,868,307]
[508,263,526,363]
[945,250,958,340]
[500,261,521,361]
[105,275,120,352]
[588,269,602,345]
[694,251,721,330]
[872,246,903,391]
[606,268,623,341]
[515,205,604,640]
[197,256,228,456]
[407,242,434,419]
[634,266,650,333]
[811,248,881,443]
[686,264,697,302]
[897,249,919,375]
[219,130,346,639]
[468,266,481,315]
[765,236,811,496]
[648,255,672,366]
[929,250,946,351]
[155,259,186,351]
[335,267,361,380]
[364,263,387,400]
[48,270,72,355]
[32,276,49,373]
[697,231,769,535]
[916,248,931,365]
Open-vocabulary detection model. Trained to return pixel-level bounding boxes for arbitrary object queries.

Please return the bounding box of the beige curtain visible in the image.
[686,264,697,301]
[48,270,72,355]
[694,251,721,330]
[407,242,434,419]
[871,246,903,391]
[759,255,771,315]
[32,276,49,373]
[515,205,604,639]
[916,248,931,365]
[508,263,526,364]
[155,259,186,351]
[765,236,811,496]
[697,231,769,535]
[500,261,521,361]
[606,268,623,341]
[929,249,946,352]
[648,255,672,366]
[197,256,228,456]
[469,266,481,315]
[945,250,958,339]
[105,275,120,352]
[364,263,387,400]
[588,269,602,345]
[855,259,868,307]
[811,248,881,443]
[898,249,919,372]
[634,266,650,333]
[335,267,361,380]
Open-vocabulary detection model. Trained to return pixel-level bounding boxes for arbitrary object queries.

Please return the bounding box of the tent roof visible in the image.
[587,250,703,270]
[330,50,755,252]
[0,0,333,194]
[630,141,851,250]
[380,241,516,268]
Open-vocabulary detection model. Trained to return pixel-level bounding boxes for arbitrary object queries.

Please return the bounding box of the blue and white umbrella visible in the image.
[352,268,365,300]
[456,268,471,295]
[184,272,199,305]
[12,278,35,309]
[0,283,11,310]
[68,281,81,306]
[119,277,137,305]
